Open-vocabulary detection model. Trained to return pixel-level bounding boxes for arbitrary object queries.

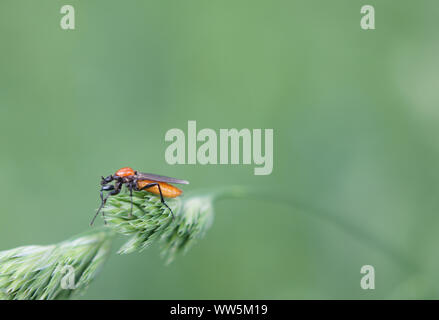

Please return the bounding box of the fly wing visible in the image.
[137,172,189,184]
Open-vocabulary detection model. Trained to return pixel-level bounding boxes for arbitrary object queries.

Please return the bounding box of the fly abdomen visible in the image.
[137,180,182,198]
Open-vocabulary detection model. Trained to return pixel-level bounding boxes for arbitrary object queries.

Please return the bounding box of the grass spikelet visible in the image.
[0,229,113,300]
[103,191,214,262]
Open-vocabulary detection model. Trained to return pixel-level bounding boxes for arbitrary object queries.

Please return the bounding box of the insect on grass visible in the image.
[91,167,189,225]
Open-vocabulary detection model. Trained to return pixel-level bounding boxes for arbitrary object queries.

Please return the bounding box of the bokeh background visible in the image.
[1,0,438,299]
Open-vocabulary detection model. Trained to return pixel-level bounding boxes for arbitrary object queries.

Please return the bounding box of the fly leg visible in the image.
[90,182,121,226]
[139,183,175,220]
[128,180,136,218]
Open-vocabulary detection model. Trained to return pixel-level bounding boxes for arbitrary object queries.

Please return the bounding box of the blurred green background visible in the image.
[1,0,438,299]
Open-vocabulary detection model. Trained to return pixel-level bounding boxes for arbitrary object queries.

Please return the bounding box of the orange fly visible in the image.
[91,167,189,225]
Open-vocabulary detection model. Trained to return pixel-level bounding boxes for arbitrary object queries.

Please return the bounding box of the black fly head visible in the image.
[101,175,114,185]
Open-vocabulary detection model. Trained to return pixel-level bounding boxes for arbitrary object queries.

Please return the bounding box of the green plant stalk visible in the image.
[0,227,114,300]
[0,186,416,300]
[212,186,418,273]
